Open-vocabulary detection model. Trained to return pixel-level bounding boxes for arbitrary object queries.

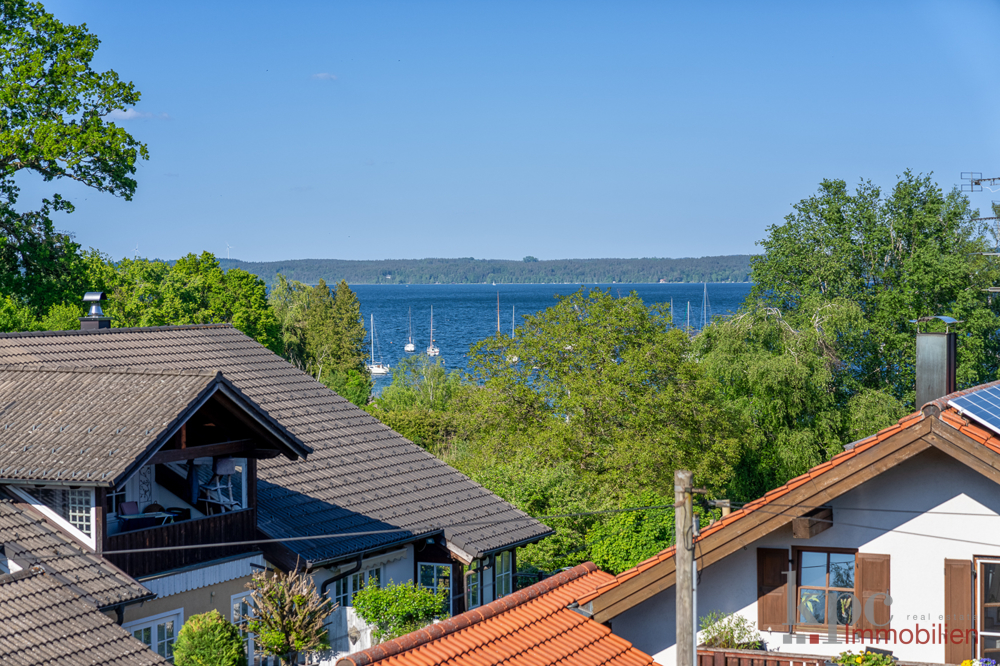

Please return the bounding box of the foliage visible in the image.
[694,303,905,499]
[244,566,334,664]
[698,611,762,649]
[375,355,466,412]
[173,610,247,666]
[835,650,895,666]
[80,251,282,351]
[0,0,148,314]
[269,275,372,405]
[217,255,754,286]
[750,172,1000,408]
[461,288,741,496]
[586,491,676,575]
[351,580,447,643]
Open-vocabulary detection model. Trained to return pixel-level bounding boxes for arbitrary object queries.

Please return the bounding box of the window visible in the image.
[495,551,512,599]
[466,563,481,610]
[125,610,182,663]
[796,549,855,627]
[418,563,452,615]
[232,593,254,662]
[107,485,127,516]
[331,566,382,608]
[19,487,93,536]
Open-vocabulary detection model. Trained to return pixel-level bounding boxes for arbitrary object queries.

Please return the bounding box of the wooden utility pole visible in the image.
[676,469,694,666]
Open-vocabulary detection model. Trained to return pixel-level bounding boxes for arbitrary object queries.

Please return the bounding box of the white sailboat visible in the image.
[367,314,391,375]
[426,306,440,357]
[404,307,416,353]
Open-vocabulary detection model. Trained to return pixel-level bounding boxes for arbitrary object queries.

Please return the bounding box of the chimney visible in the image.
[915,331,957,407]
[79,292,111,330]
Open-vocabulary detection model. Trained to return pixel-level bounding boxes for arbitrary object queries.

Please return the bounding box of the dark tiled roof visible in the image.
[0,567,168,665]
[0,491,151,609]
[337,563,662,666]
[0,365,224,485]
[0,325,552,564]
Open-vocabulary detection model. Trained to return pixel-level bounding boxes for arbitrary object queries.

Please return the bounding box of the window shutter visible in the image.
[757,548,789,631]
[944,559,973,664]
[855,553,890,632]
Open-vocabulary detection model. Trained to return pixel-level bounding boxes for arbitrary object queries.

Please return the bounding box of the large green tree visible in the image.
[1,0,148,313]
[750,172,1000,406]
[269,276,372,406]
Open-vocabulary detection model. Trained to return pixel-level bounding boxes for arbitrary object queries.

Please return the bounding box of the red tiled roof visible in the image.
[336,563,662,666]
[578,388,1000,608]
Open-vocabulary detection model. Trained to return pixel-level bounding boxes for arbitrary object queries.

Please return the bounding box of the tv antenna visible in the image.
[963,172,1000,193]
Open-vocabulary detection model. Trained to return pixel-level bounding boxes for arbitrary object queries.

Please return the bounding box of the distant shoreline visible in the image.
[216,255,754,287]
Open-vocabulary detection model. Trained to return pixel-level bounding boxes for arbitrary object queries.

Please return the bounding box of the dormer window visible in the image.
[19,487,93,537]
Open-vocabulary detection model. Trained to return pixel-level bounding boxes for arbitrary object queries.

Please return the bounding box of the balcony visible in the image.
[106,507,257,578]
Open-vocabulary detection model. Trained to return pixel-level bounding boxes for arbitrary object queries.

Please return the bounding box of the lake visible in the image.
[354,282,754,393]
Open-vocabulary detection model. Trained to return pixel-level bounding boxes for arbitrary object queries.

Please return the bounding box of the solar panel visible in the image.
[950,386,1000,436]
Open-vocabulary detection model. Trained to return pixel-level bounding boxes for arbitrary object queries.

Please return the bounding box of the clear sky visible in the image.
[23,0,1000,262]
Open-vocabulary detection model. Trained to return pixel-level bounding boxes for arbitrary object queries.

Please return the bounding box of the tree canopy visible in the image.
[1,0,148,313]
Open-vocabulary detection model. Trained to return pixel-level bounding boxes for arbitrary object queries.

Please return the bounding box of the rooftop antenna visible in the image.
[963,172,1000,194]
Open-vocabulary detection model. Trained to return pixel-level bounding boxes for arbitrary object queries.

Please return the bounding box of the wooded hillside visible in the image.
[215,255,753,286]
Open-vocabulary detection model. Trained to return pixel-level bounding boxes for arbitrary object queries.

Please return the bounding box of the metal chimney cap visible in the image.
[909,316,960,325]
[82,292,106,302]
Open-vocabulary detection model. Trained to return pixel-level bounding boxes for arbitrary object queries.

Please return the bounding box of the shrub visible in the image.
[352,580,447,643]
[698,611,762,649]
[835,651,896,666]
[245,566,334,663]
[173,610,247,666]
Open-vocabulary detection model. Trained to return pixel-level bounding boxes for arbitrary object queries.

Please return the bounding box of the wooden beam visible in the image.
[925,419,1000,485]
[792,507,832,539]
[94,487,107,555]
[591,419,933,622]
[212,391,301,460]
[247,458,257,510]
[147,439,281,465]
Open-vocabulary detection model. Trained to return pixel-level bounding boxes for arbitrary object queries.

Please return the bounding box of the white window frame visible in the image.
[331,565,382,608]
[124,608,183,663]
[418,562,452,615]
[466,561,481,610]
[9,485,96,550]
[231,592,255,663]
[495,550,513,599]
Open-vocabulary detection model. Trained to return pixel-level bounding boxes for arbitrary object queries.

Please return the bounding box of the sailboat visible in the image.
[426,306,440,357]
[404,307,416,353]
[367,314,391,375]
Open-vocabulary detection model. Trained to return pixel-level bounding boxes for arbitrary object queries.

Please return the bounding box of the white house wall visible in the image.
[613,447,1000,665]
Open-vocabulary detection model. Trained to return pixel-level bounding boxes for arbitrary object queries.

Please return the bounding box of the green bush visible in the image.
[698,611,762,649]
[173,610,247,666]
[352,580,447,643]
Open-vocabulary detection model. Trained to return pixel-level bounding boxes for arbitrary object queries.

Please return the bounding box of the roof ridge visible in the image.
[340,562,599,666]
[922,378,1000,416]
[0,363,220,378]
[0,323,235,339]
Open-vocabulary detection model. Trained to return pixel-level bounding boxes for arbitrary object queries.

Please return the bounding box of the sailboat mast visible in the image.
[512,305,515,337]
[370,314,375,365]
[497,292,500,334]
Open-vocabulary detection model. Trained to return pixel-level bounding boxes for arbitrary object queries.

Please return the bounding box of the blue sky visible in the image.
[24,1,1000,262]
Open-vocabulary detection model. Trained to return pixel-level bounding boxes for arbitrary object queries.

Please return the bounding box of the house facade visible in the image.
[0,317,551,663]
[574,384,1000,666]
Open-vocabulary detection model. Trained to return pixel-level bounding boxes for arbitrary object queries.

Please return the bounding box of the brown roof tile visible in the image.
[0,490,151,609]
[0,567,167,665]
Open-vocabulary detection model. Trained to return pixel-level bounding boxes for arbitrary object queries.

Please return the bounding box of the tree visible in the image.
[351,580,447,643]
[461,288,741,495]
[750,172,1000,407]
[587,491,677,575]
[1,0,148,313]
[269,276,372,406]
[244,565,334,664]
[173,610,247,666]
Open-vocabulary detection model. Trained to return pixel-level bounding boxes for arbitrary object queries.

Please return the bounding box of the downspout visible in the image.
[320,555,364,599]
[115,604,125,626]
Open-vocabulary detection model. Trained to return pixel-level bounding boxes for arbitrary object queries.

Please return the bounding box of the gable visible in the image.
[580,406,1000,623]
[0,325,552,566]
[0,364,309,487]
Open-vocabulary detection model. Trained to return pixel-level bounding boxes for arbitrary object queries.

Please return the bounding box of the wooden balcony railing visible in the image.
[106,508,257,578]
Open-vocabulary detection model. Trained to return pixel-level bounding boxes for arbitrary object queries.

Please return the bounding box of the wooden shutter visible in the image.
[855,553,891,632]
[757,548,789,631]
[944,559,973,664]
